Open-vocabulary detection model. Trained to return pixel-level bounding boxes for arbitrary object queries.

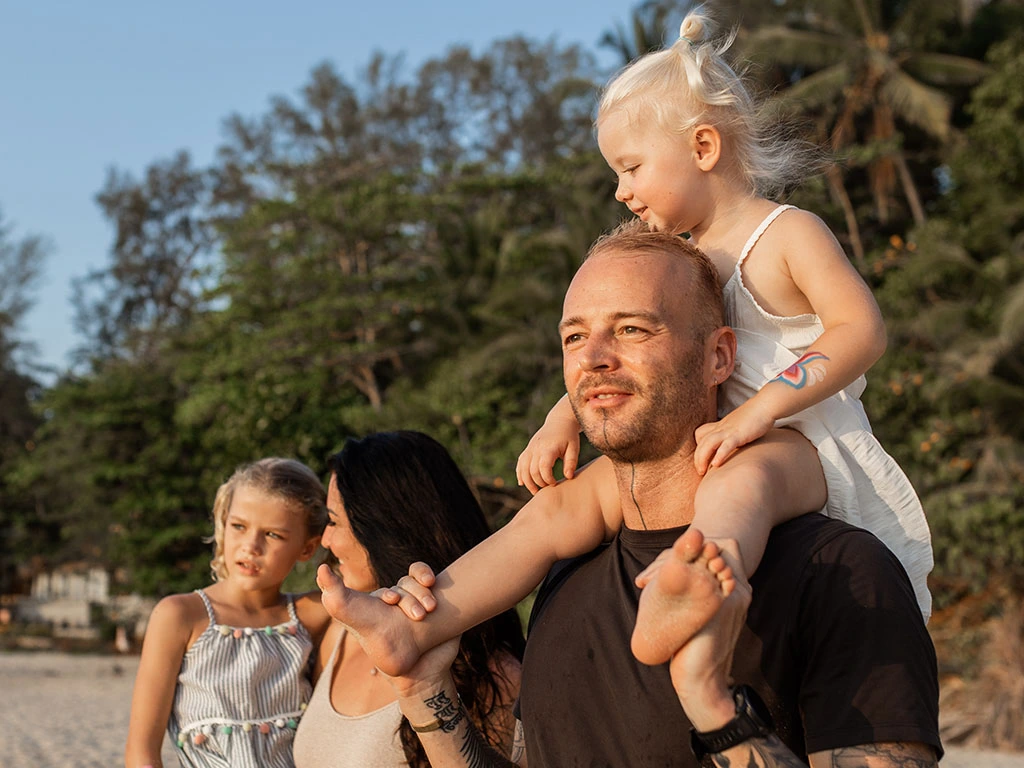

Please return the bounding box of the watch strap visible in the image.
[690,685,774,761]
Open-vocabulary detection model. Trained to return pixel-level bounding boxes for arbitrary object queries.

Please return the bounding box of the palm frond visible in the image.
[739,26,855,71]
[902,52,991,87]
[772,63,853,114]
[880,68,952,141]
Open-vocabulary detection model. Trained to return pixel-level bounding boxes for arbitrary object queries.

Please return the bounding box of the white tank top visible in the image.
[292,626,407,768]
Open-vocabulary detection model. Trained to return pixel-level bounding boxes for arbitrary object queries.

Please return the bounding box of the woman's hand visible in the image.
[384,636,462,699]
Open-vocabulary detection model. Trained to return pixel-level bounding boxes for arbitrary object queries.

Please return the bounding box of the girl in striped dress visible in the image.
[125,458,331,768]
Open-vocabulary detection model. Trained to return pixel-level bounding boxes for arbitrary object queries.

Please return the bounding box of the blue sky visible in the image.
[1,1,638,375]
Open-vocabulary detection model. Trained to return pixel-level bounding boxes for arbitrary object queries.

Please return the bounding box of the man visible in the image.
[319,223,941,767]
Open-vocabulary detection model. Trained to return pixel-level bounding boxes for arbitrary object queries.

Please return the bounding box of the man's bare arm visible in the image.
[810,741,938,768]
[701,738,937,767]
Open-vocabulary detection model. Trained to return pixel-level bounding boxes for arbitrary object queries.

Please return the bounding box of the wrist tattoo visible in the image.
[423,690,466,733]
[772,351,829,389]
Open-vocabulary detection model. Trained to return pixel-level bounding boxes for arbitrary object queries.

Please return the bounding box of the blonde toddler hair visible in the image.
[208,457,327,581]
[597,6,821,198]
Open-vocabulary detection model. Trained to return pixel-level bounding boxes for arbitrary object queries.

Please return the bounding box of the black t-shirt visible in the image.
[517,515,941,768]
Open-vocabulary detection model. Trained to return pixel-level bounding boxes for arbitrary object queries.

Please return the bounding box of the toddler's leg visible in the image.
[692,428,825,576]
[630,429,824,666]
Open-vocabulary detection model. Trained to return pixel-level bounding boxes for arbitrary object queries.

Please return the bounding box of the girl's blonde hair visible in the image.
[208,458,327,581]
[597,7,822,198]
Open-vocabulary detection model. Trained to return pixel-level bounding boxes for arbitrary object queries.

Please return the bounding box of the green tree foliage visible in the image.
[9,36,615,591]
[0,211,47,592]
[739,0,988,263]
[9,5,1023,606]
[866,35,1024,602]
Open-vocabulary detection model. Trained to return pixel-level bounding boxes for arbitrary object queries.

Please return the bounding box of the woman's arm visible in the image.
[391,639,526,768]
[123,595,196,768]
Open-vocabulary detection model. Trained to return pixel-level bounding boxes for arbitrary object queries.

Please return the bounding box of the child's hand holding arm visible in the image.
[516,393,582,494]
[695,211,887,474]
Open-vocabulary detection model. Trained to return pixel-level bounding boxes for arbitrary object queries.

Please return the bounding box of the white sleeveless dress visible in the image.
[720,205,933,620]
[168,589,313,767]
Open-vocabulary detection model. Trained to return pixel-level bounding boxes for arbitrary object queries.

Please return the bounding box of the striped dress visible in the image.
[166,589,313,767]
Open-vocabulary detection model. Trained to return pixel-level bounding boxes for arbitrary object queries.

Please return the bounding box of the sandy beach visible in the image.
[0,651,178,768]
[0,650,1019,767]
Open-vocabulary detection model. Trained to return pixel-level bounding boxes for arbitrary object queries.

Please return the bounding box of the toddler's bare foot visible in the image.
[631,528,736,666]
[317,564,425,677]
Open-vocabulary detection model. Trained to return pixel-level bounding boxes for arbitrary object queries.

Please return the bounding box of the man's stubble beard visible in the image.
[569,363,707,465]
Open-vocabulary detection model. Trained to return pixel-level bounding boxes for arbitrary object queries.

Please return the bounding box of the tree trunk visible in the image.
[826,166,866,268]
[893,150,927,227]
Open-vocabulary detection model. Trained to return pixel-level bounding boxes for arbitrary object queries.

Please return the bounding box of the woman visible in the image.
[292,430,524,768]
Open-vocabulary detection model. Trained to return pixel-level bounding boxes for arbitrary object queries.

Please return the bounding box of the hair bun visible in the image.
[679,12,707,45]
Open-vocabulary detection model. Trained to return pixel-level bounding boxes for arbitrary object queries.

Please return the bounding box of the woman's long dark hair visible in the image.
[327,430,526,767]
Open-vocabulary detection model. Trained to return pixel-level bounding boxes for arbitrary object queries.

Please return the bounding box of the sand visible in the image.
[0,650,1019,767]
[0,651,178,768]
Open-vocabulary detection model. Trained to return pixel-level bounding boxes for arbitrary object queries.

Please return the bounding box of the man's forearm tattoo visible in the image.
[825,743,938,767]
[772,351,829,389]
[709,733,805,767]
[509,722,526,763]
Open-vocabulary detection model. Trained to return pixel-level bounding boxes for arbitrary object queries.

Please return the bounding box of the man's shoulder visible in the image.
[756,513,922,622]
[766,513,895,562]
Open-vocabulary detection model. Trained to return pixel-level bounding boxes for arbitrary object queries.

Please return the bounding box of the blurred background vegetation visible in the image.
[1,0,1022,747]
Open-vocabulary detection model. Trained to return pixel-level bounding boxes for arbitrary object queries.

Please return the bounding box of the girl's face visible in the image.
[321,475,377,593]
[598,109,709,236]
[222,486,319,589]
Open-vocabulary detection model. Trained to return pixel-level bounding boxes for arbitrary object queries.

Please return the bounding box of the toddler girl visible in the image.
[125,458,330,768]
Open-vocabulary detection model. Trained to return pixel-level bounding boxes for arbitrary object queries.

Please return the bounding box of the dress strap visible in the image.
[737,204,795,268]
[194,588,216,623]
[286,593,299,623]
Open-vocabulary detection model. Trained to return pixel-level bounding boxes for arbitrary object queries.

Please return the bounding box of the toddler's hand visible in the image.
[376,561,438,621]
[693,399,775,475]
[516,417,581,495]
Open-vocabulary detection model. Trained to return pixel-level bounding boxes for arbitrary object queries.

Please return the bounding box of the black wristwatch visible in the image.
[689,684,775,762]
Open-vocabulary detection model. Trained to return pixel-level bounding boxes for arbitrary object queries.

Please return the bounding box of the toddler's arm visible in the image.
[695,210,887,473]
[386,456,621,653]
[516,393,582,494]
[124,594,195,768]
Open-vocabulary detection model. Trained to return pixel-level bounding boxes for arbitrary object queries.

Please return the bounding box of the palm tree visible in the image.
[739,0,988,263]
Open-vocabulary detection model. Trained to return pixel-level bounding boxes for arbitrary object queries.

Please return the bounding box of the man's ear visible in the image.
[692,124,722,172]
[706,325,736,386]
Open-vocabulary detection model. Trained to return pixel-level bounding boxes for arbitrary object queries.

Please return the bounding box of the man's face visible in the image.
[560,249,714,464]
